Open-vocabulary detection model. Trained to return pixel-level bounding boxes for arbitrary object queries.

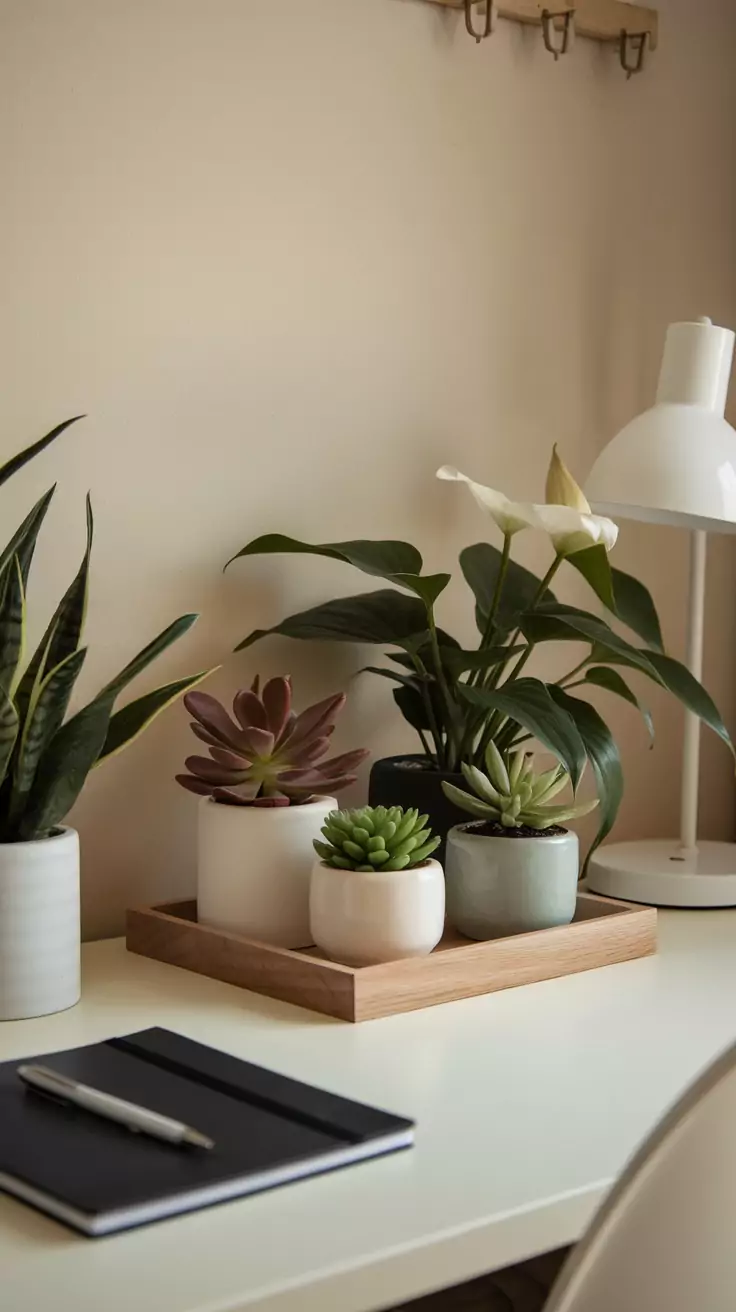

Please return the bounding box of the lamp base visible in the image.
[586,840,736,908]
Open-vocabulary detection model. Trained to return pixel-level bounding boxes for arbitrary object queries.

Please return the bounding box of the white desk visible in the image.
[2,912,736,1312]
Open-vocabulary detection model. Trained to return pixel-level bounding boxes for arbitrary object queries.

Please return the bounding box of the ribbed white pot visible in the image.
[0,827,81,1021]
[310,858,446,966]
[197,796,336,949]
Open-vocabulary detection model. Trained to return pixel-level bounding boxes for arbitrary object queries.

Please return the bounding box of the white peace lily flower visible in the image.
[436,467,541,537]
[541,445,619,556]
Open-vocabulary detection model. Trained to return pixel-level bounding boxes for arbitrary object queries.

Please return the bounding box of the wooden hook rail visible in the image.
[418,0,659,50]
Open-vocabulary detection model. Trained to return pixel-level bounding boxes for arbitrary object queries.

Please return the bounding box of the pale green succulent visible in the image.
[442,743,598,831]
[314,805,441,872]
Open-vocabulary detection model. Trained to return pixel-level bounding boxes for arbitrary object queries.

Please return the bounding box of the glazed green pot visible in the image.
[445,823,580,940]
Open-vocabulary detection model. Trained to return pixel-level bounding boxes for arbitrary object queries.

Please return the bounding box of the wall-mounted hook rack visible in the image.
[418,0,659,52]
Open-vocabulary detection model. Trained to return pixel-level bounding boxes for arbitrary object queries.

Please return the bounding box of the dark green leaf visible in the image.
[393,683,433,734]
[0,688,19,791]
[14,494,94,725]
[102,614,199,698]
[0,558,25,695]
[235,590,429,652]
[460,543,557,635]
[646,652,734,756]
[523,606,662,681]
[439,645,526,676]
[566,544,616,611]
[0,486,56,585]
[359,665,427,691]
[583,667,654,742]
[226,534,423,580]
[460,678,587,788]
[610,567,664,651]
[10,648,88,822]
[19,692,115,839]
[392,573,451,607]
[98,671,211,763]
[0,417,83,490]
[550,687,624,867]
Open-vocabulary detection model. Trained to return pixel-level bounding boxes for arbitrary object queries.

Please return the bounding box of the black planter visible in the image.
[368,755,467,864]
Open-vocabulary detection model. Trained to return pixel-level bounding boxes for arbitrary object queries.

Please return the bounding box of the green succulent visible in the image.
[314,805,441,872]
[442,742,598,831]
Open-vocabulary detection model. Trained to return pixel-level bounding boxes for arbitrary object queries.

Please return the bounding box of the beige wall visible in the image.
[1,0,735,937]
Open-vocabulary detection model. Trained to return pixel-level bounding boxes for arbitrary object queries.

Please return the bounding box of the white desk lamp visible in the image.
[585,317,736,907]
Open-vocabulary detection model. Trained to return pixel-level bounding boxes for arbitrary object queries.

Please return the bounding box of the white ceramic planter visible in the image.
[310,858,446,966]
[197,796,336,949]
[445,824,579,940]
[0,827,81,1021]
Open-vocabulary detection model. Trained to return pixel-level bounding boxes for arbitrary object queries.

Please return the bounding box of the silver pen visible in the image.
[18,1064,214,1150]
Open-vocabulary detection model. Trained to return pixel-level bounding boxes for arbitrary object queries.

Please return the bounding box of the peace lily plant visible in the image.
[228,446,733,863]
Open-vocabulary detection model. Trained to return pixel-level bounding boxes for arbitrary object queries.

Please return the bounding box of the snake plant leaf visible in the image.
[0,416,83,490]
[460,543,558,636]
[235,590,430,652]
[101,614,199,698]
[0,687,19,791]
[550,687,624,866]
[566,545,664,651]
[0,485,56,585]
[460,678,587,789]
[14,494,94,725]
[645,651,734,756]
[9,648,88,826]
[97,670,213,764]
[226,534,423,580]
[18,690,115,839]
[0,558,25,696]
[583,667,654,743]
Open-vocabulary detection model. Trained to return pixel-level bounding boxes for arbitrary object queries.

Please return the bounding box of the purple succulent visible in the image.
[176,676,369,807]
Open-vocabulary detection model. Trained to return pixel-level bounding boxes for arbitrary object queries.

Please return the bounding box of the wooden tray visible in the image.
[126,893,656,1022]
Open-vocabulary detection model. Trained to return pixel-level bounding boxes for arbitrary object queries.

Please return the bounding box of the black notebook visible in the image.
[0,1027,414,1236]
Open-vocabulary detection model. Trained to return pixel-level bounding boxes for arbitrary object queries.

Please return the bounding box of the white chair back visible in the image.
[545,1040,736,1312]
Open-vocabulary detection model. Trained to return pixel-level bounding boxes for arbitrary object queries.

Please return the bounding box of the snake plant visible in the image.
[0,418,209,841]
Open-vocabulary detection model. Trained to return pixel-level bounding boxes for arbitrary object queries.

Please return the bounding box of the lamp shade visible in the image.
[586,319,736,533]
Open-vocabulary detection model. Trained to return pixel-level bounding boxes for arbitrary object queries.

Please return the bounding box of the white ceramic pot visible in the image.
[197,796,336,949]
[0,827,81,1021]
[445,824,579,940]
[310,858,446,966]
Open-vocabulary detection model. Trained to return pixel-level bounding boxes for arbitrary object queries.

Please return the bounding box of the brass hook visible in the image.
[541,9,575,60]
[619,28,648,78]
[464,0,497,44]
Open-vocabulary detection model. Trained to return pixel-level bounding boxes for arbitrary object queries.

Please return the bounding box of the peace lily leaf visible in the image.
[225,534,423,581]
[583,667,654,743]
[0,416,82,490]
[14,494,94,725]
[610,567,664,652]
[235,590,430,652]
[646,652,734,756]
[460,543,557,635]
[522,606,662,681]
[566,544,616,611]
[97,670,213,763]
[392,573,451,607]
[460,678,587,789]
[550,687,624,866]
[439,645,526,676]
[359,666,428,691]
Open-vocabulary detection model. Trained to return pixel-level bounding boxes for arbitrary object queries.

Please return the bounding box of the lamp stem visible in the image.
[679,530,707,856]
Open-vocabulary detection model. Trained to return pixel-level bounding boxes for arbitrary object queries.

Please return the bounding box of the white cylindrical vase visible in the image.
[310,859,446,966]
[0,828,81,1021]
[197,796,337,949]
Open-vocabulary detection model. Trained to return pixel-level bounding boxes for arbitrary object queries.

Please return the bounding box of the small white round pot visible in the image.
[310,858,446,967]
[197,796,336,949]
[0,827,81,1021]
[445,824,579,941]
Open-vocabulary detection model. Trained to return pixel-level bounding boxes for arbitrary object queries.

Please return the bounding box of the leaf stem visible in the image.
[472,533,511,688]
[410,651,445,768]
[427,610,461,771]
